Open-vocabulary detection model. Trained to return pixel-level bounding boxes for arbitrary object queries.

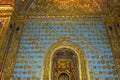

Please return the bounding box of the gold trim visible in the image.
[43,36,90,80]
[57,71,71,80]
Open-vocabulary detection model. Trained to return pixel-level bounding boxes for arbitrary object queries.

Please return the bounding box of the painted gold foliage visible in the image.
[28,0,100,15]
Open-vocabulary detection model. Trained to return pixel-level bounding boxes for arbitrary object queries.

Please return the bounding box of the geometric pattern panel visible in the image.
[12,17,119,80]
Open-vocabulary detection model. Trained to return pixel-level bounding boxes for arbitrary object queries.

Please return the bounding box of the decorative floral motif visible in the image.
[28,0,101,15]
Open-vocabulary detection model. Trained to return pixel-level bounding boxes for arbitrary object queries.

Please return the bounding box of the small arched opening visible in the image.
[58,73,69,80]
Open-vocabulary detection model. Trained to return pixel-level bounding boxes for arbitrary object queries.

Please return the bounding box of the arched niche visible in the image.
[58,71,71,80]
[58,73,69,80]
[52,48,79,80]
[42,36,90,80]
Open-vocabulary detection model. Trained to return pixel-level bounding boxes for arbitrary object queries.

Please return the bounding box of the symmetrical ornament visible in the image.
[43,36,89,80]
[28,0,101,15]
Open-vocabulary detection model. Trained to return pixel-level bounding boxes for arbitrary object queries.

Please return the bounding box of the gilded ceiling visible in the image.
[0,0,119,15]
[14,0,120,16]
[0,0,119,16]
[29,0,100,14]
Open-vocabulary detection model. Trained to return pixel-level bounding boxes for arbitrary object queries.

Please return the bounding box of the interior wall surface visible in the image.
[12,17,119,80]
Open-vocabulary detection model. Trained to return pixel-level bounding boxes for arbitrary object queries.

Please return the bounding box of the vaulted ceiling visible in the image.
[14,0,120,16]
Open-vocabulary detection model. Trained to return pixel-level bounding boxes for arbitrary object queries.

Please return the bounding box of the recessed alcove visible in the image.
[58,73,69,80]
[52,48,79,80]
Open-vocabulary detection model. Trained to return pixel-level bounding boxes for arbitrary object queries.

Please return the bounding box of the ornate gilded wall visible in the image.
[0,1,14,78]
[10,17,119,80]
[105,16,120,78]
[0,17,13,80]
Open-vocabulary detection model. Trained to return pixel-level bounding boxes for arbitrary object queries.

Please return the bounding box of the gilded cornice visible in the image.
[0,5,14,17]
